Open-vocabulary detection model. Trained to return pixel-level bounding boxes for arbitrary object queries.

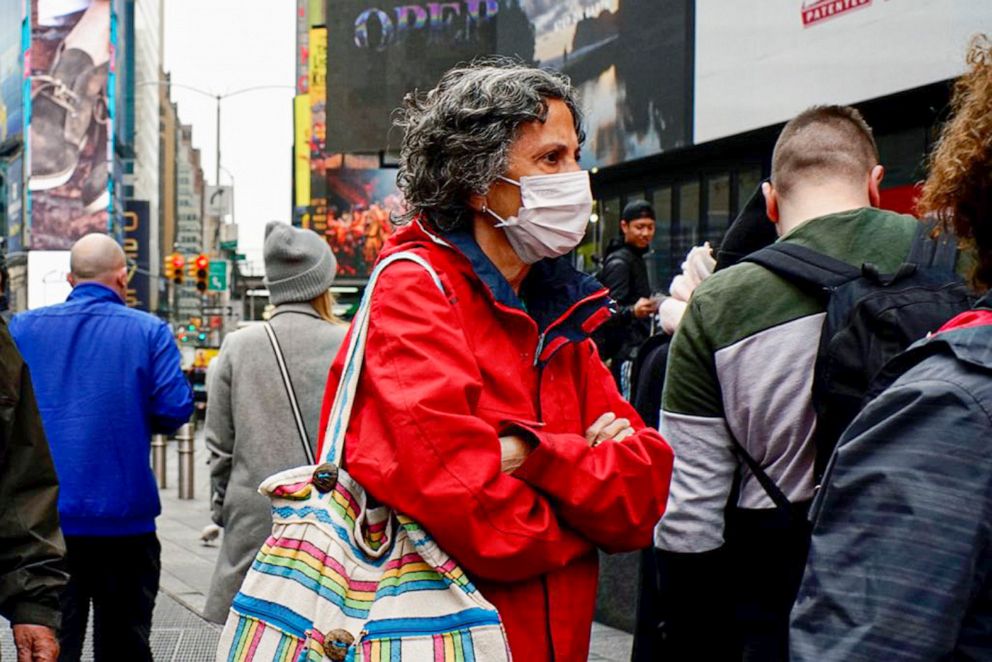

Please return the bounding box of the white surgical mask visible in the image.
[485,170,593,264]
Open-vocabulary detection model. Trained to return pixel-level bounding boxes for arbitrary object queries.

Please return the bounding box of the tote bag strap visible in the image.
[263,321,316,464]
[321,251,444,466]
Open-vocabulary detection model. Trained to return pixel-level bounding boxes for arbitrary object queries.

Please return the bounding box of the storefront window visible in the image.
[601,196,621,251]
[647,187,672,291]
[737,165,763,214]
[675,180,700,272]
[706,173,731,248]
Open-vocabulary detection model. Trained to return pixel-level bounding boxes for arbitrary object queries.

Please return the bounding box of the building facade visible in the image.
[174,122,204,324]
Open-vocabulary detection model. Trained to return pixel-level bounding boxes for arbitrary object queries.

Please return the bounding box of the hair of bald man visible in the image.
[770,105,879,199]
[69,233,126,282]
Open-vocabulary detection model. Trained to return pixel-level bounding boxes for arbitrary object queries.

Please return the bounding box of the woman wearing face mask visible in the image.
[316,59,674,662]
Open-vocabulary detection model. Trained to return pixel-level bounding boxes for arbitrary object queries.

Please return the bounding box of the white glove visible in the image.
[658,297,688,335]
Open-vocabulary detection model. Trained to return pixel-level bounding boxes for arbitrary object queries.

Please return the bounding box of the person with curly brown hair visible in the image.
[791,35,992,660]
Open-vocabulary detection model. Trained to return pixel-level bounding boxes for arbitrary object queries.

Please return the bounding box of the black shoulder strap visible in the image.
[743,242,861,294]
[907,219,957,271]
[727,436,793,512]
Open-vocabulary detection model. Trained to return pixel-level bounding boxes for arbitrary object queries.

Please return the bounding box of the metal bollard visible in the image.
[151,434,168,489]
[176,421,195,500]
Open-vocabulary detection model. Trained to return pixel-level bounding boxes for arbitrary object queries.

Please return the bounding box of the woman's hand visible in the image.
[500,435,532,474]
[585,412,634,447]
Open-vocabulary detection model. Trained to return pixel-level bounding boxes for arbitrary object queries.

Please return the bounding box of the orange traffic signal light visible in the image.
[195,254,209,293]
[168,253,185,284]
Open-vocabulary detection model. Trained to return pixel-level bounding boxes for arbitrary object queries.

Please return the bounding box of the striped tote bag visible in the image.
[216,252,512,662]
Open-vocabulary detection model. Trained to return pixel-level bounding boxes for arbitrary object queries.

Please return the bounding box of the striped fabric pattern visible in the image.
[217,252,510,662]
[217,466,512,661]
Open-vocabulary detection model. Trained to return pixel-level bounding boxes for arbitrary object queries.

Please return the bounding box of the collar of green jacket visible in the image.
[777,207,919,272]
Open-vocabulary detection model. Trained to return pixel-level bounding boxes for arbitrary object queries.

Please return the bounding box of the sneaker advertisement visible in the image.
[27,0,113,249]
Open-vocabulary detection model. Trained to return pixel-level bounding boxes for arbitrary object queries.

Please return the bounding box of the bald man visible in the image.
[10,233,193,662]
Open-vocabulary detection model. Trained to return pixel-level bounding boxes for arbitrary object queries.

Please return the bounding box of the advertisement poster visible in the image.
[28,0,113,249]
[326,0,693,168]
[0,0,23,149]
[26,249,70,309]
[123,198,149,311]
[294,94,312,209]
[323,167,402,278]
[694,0,992,144]
[4,155,23,251]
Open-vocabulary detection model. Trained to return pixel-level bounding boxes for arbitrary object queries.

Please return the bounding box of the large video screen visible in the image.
[326,0,693,168]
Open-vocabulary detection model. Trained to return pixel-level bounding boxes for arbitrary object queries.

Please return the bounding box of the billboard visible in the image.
[26,249,70,309]
[123,198,148,310]
[0,0,24,149]
[694,0,992,144]
[27,0,113,249]
[4,155,23,252]
[323,167,402,278]
[294,94,311,208]
[326,0,693,168]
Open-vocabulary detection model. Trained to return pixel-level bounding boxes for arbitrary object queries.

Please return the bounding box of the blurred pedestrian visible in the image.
[9,233,193,662]
[0,316,66,662]
[0,240,11,322]
[654,105,919,660]
[791,35,992,660]
[204,222,346,624]
[316,58,674,661]
[594,199,660,396]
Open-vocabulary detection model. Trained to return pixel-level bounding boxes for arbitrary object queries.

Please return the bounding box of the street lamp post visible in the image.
[137,79,293,332]
[137,80,295,187]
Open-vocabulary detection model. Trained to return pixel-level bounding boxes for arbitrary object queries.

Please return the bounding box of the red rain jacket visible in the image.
[318,221,674,661]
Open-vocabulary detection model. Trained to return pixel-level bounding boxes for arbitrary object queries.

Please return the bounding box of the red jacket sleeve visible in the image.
[512,342,674,553]
[319,261,594,583]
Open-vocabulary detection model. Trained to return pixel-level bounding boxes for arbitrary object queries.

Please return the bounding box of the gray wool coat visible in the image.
[203,303,346,624]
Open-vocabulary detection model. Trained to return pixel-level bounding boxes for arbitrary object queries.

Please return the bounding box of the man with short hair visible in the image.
[596,200,660,395]
[10,233,193,661]
[653,106,913,660]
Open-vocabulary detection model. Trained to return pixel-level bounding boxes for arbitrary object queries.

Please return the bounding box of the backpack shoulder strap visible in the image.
[908,219,958,271]
[727,435,793,512]
[743,242,861,293]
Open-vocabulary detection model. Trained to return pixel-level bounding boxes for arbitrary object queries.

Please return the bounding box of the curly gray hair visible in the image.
[394,58,585,232]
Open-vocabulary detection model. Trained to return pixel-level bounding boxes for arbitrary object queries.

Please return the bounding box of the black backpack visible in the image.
[742,223,975,486]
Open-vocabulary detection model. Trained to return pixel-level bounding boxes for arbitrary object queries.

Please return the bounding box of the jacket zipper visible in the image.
[533,362,556,661]
[542,575,556,661]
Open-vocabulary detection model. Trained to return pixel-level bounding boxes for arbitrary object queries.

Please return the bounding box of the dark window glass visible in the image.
[675,181,700,274]
[706,174,731,248]
[737,166,763,217]
[647,187,672,291]
[601,196,621,254]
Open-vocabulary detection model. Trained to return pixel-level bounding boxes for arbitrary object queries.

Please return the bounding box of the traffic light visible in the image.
[167,253,185,284]
[195,254,209,293]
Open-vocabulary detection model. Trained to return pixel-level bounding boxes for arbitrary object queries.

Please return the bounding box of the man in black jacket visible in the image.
[0,312,66,662]
[596,199,659,396]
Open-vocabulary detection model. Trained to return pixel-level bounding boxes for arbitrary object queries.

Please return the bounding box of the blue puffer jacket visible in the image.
[10,283,193,536]
[791,292,992,660]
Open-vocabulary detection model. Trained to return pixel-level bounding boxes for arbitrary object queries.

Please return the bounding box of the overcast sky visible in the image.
[163,0,295,266]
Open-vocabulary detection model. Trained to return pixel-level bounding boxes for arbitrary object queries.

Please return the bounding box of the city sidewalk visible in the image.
[2,428,634,661]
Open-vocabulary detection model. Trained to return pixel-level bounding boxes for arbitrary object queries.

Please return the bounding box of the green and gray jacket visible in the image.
[655,207,920,553]
[0,317,66,629]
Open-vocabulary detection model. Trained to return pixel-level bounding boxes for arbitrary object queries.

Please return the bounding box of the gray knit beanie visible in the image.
[263,222,337,305]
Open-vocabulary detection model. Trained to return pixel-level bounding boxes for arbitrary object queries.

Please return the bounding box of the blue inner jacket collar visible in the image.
[442,229,608,333]
[67,282,125,304]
